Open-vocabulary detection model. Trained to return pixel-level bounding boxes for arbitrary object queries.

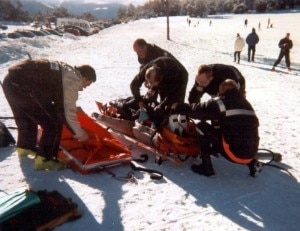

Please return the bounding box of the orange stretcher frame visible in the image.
[57,108,132,174]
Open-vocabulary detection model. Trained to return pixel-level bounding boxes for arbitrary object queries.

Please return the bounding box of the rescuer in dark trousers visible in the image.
[2,58,96,170]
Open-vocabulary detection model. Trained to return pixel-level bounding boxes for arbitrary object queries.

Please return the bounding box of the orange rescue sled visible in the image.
[94,101,201,165]
[58,108,131,174]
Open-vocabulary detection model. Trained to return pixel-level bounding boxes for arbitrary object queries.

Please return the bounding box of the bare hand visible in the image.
[77,131,89,142]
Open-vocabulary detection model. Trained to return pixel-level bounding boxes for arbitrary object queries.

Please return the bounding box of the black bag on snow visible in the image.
[0,121,16,148]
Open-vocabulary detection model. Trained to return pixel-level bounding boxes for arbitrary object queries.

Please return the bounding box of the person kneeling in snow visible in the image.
[2,59,96,170]
[172,79,261,177]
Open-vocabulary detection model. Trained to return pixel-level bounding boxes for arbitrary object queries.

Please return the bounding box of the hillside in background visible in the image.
[59,2,125,19]
[13,0,126,19]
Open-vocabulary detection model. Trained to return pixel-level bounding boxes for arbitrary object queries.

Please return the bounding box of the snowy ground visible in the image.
[1,11,300,231]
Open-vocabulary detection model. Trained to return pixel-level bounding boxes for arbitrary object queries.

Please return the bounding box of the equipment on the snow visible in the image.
[57,108,132,174]
[94,99,294,179]
[0,189,81,230]
[94,101,201,165]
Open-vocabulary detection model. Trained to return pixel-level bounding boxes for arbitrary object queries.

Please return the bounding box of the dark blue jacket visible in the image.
[246,32,259,46]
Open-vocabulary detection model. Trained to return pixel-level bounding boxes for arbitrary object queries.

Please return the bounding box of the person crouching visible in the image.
[172,79,260,177]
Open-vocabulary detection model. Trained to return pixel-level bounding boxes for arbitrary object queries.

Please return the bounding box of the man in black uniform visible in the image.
[188,64,246,104]
[131,56,188,111]
[173,79,260,177]
[116,38,181,120]
[133,38,178,69]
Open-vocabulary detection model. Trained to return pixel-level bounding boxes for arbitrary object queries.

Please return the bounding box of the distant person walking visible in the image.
[272,33,293,71]
[246,28,259,62]
[244,19,248,27]
[234,33,245,64]
[267,18,271,28]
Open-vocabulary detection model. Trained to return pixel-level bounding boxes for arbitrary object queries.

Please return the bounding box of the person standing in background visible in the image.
[272,33,293,71]
[234,33,245,64]
[246,28,259,62]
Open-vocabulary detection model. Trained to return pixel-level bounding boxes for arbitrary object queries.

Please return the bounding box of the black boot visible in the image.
[191,155,215,177]
[247,159,262,177]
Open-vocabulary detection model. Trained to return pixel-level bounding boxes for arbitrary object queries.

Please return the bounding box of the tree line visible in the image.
[0,0,299,23]
[118,0,300,20]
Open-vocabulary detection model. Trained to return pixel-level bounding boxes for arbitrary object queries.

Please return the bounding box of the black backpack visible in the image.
[0,121,16,147]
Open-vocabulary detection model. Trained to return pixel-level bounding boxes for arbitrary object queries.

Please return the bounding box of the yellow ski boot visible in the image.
[17,147,36,158]
[34,156,65,171]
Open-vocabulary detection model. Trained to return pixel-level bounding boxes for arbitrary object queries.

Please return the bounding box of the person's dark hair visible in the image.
[145,66,162,82]
[134,38,147,48]
[219,79,238,95]
[252,28,256,33]
[198,64,213,77]
[75,65,96,82]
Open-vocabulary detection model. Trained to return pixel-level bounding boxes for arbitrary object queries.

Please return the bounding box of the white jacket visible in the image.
[60,64,85,138]
[234,37,245,52]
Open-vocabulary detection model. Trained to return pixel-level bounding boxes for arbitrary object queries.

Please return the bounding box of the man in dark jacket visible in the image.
[188,64,246,104]
[2,59,96,170]
[272,33,293,71]
[173,79,260,177]
[246,28,259,62]
[130,56,188,112]
[116,39,180,120]
[133,38,178,69]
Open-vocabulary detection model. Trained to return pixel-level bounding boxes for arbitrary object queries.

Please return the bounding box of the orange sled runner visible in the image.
[58,108,132,174]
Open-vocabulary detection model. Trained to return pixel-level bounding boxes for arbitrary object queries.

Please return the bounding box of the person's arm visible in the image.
[130,61,153,103]
[188,81,204,104]
[174,99,220,121]
[62,67,87,139]
[278,39,283,48]
[289,40,293,49]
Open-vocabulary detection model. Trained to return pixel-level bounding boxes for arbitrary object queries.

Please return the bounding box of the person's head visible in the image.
[286,33,290,38]
[252,28,256,33]
[195,64,213,87]
[133,38,148,59]
[237,33,240,37]
[218,79,238,96]
[145,66,162,88]
[75,65,96,90]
